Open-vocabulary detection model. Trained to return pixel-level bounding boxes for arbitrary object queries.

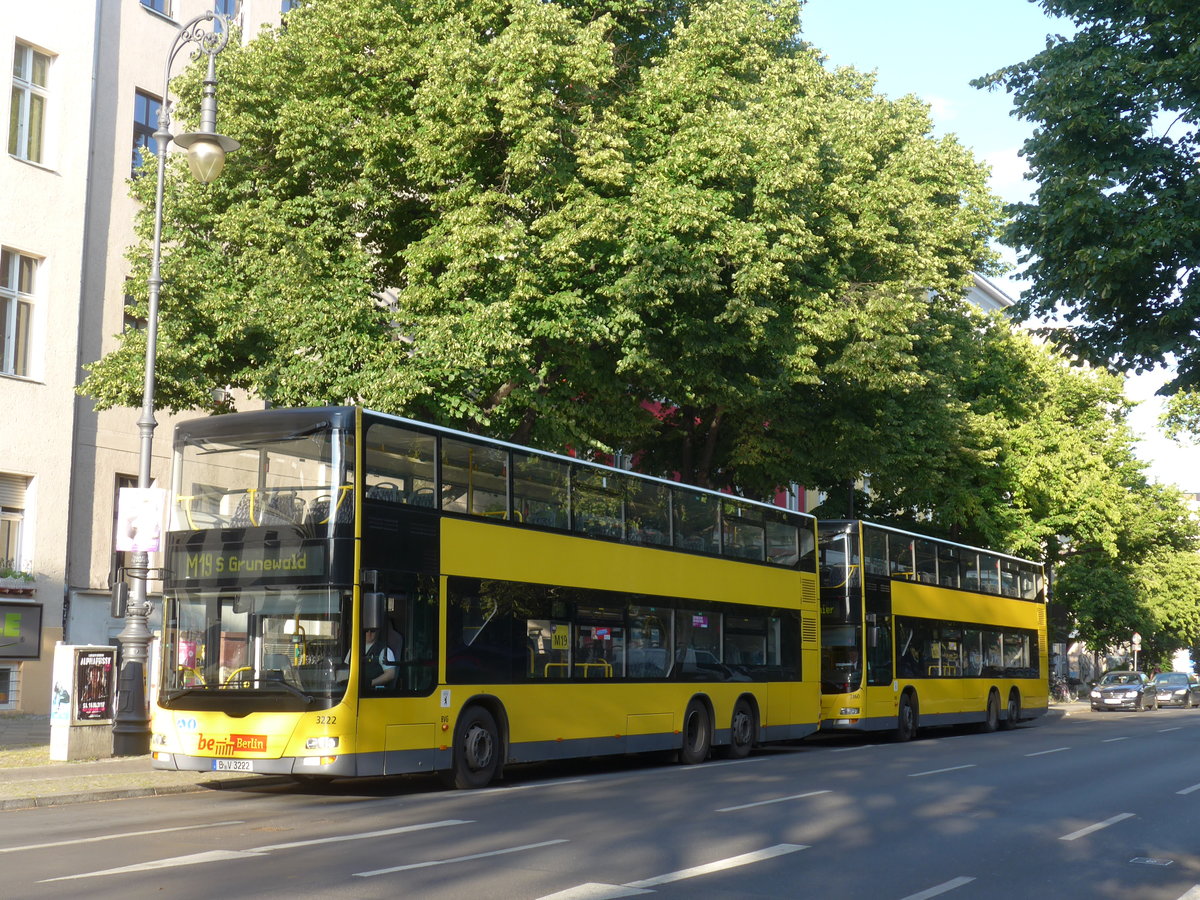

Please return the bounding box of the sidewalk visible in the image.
[0,715,283,811]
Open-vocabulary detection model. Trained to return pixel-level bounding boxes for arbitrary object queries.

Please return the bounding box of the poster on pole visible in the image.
[75,648,116,722]
[115,487,166,553]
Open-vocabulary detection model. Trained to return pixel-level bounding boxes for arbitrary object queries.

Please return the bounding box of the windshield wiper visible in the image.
[256,676,314,704]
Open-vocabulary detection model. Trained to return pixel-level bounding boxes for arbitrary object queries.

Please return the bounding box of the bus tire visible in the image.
[895,691,918,742]
[450,705,500,789]
[979,690,1000,733]
[724,698,756,759]
[1002,690,1021,729]
[679,699,711,765]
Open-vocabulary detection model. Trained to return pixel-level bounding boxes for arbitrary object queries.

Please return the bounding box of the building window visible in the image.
[0,666,17,709]
[0,472,29,571]
[0,248,35,378]
[8,41,51,165]
[141,0,170,14]
[214,0,240,19]
[123,284,146,333]
[132,90,161,175]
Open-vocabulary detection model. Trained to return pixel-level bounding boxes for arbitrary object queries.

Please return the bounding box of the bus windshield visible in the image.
[162,586,351,712]
[170,420,349,533]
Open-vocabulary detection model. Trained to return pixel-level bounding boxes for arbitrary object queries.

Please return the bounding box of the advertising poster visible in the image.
[0,603,43,660]
[75,648,116,721]
[115,486,166,553]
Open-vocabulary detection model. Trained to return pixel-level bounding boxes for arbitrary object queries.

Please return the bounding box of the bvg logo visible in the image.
[197,733,267,756]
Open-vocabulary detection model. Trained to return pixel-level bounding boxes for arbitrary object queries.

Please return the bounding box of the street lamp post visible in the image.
[113,11,239,757]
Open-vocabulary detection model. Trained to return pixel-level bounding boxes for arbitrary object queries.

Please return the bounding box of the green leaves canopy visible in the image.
[977,0,1200,394]
[84,0,1001,495]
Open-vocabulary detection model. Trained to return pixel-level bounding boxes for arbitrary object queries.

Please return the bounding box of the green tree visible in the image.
[976,1,1200,395]
[84,0,1002,493]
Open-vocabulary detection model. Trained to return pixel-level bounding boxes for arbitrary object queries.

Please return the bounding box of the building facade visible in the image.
[1,0,279,713]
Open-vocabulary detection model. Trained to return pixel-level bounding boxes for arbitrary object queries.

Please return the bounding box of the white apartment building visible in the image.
[0,0,281,713]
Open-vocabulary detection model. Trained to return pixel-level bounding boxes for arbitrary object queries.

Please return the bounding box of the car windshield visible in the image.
[1154,673,1189,685]
[1099,672,1141,685]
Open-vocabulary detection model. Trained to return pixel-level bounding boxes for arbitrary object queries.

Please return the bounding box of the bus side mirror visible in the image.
[362,592,386,631]
[111,582,129,618]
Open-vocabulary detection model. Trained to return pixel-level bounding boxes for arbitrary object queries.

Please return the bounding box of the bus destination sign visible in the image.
[177,544,327,582]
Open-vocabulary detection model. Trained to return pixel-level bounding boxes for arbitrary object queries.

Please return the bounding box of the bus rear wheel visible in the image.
[1002,691,1021,730]
[450,705,500,789]
[679,699,711,765]
[724,698,756,759]
[895,692,918,742]
[979,691,1000,733]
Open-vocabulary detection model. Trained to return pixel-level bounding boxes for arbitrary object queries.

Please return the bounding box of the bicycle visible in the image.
[1049,672,1072,703]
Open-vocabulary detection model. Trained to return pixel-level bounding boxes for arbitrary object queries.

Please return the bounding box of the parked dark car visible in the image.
[1152,672,1200,708]
[1090,671,1157,711]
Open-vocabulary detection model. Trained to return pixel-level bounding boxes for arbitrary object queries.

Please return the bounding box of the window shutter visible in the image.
[0,474,29,509]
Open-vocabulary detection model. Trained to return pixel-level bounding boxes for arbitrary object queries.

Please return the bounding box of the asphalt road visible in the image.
[3,705,1199,900]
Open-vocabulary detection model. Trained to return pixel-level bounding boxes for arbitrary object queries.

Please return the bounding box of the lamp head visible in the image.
[174,131,240,183]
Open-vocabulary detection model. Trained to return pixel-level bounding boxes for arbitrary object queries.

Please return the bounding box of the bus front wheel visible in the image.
[679,699,711,765]
[896,692,918,742]
[450,705,500,789]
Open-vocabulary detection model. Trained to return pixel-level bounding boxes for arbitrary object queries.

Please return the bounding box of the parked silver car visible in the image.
[1153,672,1200,708]
[1090,671,1157,711]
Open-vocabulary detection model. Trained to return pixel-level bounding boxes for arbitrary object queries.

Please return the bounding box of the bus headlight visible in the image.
[305,736,339,751]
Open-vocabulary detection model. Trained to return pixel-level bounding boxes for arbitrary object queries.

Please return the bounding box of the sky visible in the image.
[800,0,1196,492]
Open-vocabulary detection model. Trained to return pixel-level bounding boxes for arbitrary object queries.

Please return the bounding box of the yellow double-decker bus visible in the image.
[817,520,1047,739]
[150,406,821,787]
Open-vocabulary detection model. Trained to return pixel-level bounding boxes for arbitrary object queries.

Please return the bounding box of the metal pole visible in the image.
[113,11,233,756]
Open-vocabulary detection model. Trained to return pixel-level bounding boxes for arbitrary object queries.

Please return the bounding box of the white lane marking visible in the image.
[682,757,771,769]
[1060,813,1136,841]
[251,820,473,853]
[473,779,587,796]
[355,839,568,877]
[537,884,650,899]
[535,844,808,900]
[1025,747,1070,757]
[1176,783,1200,795]
[908,765,976,778]
[624,843,808,887]
[40,819,471,882]
[0,820,244,854]
[1174,886,1200,900]
[899,876,976,900]
[1102,737,1129,743]
[1159,727,1183,733]
[716,790,830,812]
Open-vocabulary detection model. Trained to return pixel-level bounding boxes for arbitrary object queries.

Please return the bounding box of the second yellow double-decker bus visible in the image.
[817,520,1047,739]
[149,406,822,787]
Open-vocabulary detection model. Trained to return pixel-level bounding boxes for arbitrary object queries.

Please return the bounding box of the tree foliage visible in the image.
[976,0,1200,396]
[83,0,1002,495]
